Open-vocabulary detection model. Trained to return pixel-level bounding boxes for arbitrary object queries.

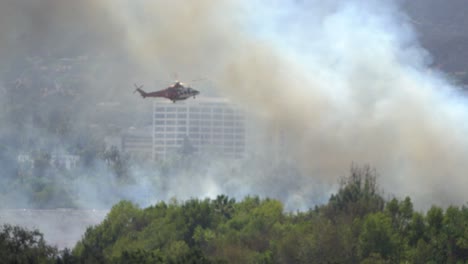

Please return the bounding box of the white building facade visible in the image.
[152,98,246,160]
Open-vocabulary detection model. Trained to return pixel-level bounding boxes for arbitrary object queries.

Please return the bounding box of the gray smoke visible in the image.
[0,0,467,218]
[105,0,468,208]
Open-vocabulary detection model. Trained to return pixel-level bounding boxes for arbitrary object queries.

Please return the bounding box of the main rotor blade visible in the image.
[190,78,206,82]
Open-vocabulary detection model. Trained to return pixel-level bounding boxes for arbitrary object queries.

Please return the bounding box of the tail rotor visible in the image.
[133,83,144,93]
[133,84,147,98]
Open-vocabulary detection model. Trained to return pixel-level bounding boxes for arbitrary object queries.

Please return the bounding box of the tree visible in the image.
[114,249,163,264]
[0,224,58,263]
[443,206,468,262]
[73,201,142,263]
[426,206,444,235]
[102,146,130,181]
[326,164,385,221]
[407,212,426,247]
[213,195,235,219]
[419,206,446,263]
[358,213,399,262]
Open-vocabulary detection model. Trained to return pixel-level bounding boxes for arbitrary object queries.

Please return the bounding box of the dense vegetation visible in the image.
[2,166,468,263]
[67,166,467,263]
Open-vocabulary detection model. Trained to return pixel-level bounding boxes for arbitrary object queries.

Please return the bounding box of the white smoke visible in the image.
[101,0,468,208]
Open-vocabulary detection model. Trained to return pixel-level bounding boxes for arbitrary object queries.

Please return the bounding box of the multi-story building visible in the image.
[121,126,153,159]
[17,152,80,171]
[152,98,246,160]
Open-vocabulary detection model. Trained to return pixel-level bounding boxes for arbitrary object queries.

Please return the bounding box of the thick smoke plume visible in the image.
[1,0,468,215]
[95,0,468,208]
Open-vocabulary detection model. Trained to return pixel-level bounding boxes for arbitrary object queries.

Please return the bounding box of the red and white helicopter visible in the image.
[134,80,200,103]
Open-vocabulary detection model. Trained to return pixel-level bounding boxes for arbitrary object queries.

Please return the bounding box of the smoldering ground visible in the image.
[1,0,468,218]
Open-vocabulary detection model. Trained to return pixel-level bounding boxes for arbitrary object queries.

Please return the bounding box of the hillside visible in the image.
[404,0,468,77]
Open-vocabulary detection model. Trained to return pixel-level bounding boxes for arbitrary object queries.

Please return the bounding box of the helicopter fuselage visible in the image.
[134,82,200,103]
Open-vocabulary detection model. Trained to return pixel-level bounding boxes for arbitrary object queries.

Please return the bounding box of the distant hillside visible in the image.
[403,0,468,75]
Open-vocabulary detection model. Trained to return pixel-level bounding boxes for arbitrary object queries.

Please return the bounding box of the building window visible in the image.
[235,141,245,146]
[234,121,243,127]
[189,113,200,119]
[235,134,244,140]
[189,133,200,139]
[200,121,211,127]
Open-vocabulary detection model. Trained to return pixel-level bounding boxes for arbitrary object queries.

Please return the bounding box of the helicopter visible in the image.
[134,80,200,103]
